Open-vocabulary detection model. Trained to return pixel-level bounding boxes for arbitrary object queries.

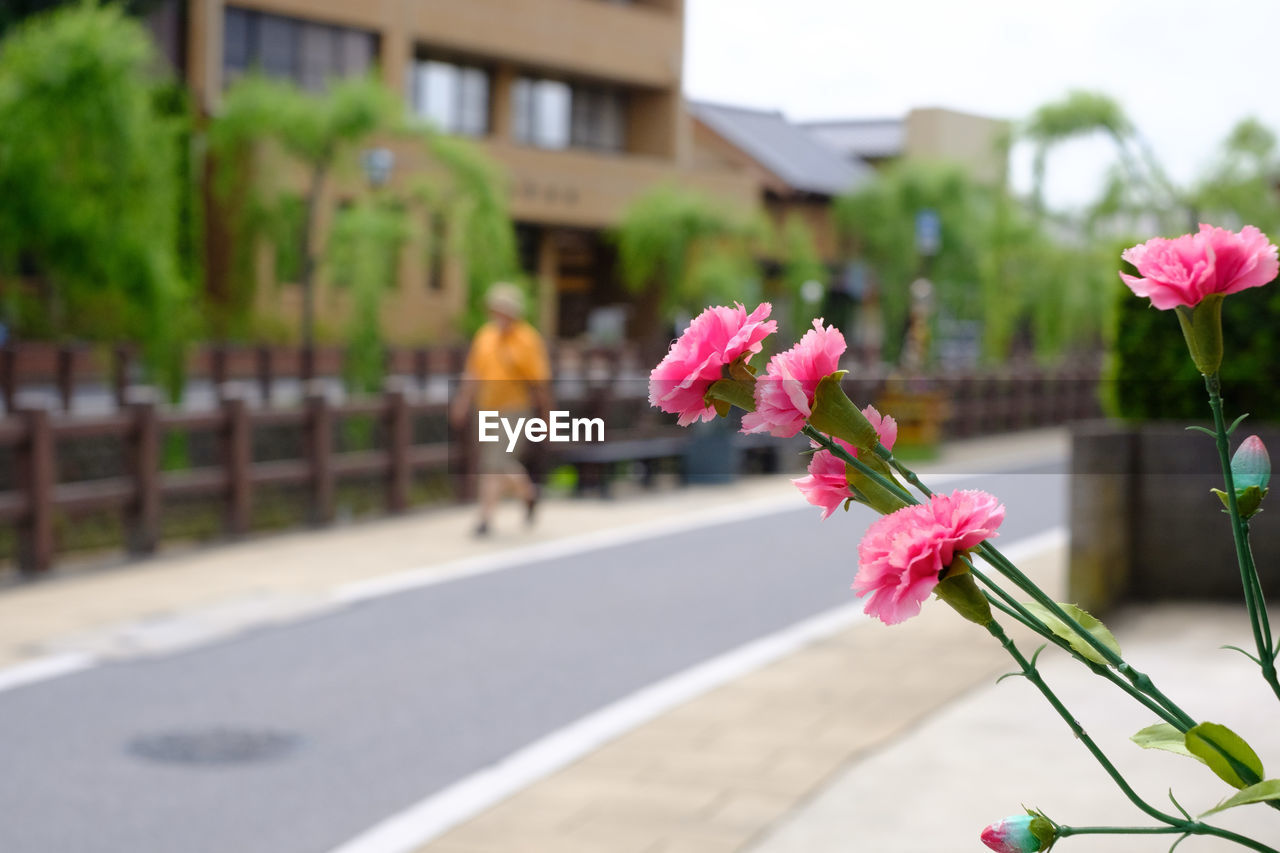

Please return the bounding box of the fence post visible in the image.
[301,344,315,385]
[111,345,131,410]
[385,378,410,513]
[212,344,232,391]
[220,385,251,536]
[56,346,75,412]
[125,387,160,555]
[17,405,54,575]
[0,346,15,415]
[257,345,274,406]
[306,381,334,525]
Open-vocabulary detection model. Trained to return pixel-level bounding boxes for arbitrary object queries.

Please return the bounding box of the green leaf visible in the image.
[1227,413,1250,435]
[1221,644,1263,666]
[1186,425,1217,438]
[1185,722,1265,789]
[1021,602,1121,665]
[1131,723,1198,760]
[1201,779,1280,816]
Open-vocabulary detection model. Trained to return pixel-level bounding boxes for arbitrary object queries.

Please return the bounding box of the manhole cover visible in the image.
[127,727,300,766]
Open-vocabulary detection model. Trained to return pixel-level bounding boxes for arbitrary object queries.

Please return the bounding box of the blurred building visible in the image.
[149,0,756,342]
[803,107,1010,186]
[689,101,873,266]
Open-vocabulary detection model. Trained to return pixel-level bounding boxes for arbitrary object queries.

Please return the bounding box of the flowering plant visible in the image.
[648,228,1280,852]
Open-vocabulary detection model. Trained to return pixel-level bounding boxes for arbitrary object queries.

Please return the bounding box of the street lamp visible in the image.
[360,147,395,189]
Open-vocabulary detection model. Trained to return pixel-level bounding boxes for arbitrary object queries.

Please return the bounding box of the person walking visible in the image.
[450,283,551,537]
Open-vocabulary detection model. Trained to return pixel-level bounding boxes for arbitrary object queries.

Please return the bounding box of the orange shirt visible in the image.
[464,320,551,411]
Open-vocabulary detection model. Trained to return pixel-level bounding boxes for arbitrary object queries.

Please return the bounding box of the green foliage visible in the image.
[778,215,828,337]
[1203,779,1280,816]
[1025,90,1133,142]
[1108,270,1280,420]
[0,0,166,37]
[270,194,307,283]
[0,3,194,398]
[210,74,517,350]
[1192,118,1280,234]
[413,131,519,335]
[1025,90,1183,231]
[836,160,1108,364]
[836,162,985,361]
[208,73,402,339]
[1020,601,1121,665]
[1185,722,1265,790]
[327,197,409,392]
[614,186,764,325]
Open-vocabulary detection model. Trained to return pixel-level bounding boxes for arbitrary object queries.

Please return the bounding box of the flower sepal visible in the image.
[847,469,909,516]
[1214,485,1267,519]
[933,569,993,626]
[705,377,756,415]
[1174,292,1225,376]
[807,372,882,453]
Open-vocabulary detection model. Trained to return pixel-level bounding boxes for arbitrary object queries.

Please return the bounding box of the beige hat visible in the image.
[485,282,525,319]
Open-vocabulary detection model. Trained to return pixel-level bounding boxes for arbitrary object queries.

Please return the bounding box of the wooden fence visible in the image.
[0,342,1102,577]
[2,382,458,575]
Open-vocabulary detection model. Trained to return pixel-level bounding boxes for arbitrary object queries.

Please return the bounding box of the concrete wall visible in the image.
[1069,421,1280,612]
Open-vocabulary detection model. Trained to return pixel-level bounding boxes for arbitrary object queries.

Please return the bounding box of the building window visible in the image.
[513,78,571,149]
[513,77,626,152]
[571,85,626,152]
[411,59,490,136]
[223,7,376,91]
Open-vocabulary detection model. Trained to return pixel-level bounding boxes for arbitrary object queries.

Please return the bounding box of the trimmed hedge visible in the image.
[1109,280,1280,421]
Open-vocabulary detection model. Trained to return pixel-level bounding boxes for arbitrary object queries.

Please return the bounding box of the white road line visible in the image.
[0,653,94,693]
[328,526,1067,853]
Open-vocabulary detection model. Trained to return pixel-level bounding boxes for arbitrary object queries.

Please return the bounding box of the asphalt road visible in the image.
[0,459,1066,853]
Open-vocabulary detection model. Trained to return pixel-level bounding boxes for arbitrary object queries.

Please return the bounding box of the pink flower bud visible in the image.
[980,813,1055,853]
[1232,435,1271,491]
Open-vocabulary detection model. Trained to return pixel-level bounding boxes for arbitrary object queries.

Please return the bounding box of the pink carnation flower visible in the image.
[793,407,898,519]
[1120,224,1278,310]
[648,303,776,426]
[740,318,846,437]
[853,489,1005,625]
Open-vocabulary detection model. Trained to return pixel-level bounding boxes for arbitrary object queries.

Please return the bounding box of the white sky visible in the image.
[685,0,1280,210]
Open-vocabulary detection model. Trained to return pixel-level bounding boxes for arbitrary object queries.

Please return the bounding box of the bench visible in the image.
[552,432,689,497]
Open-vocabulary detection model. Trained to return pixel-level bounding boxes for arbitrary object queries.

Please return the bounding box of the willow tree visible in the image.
[835,162,991,362]
[775,214,828,341]
[836,159,1112,365]
[208,74,400,345]
[614,186,765,341]
[0,3,193,396]
[1024,90,1187,232]
[209,73,517,367]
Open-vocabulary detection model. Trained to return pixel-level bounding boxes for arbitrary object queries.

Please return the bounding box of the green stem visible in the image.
[972,571,1184,729]
[1242,522,1274,655]
[985,620,1184,827]
[1056,825,1183,837]
[875,442,935,498]
[978,539,1199,730]
[1057,824,1277,851]
[801,426,918,507]
[1204,373,1280,701]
